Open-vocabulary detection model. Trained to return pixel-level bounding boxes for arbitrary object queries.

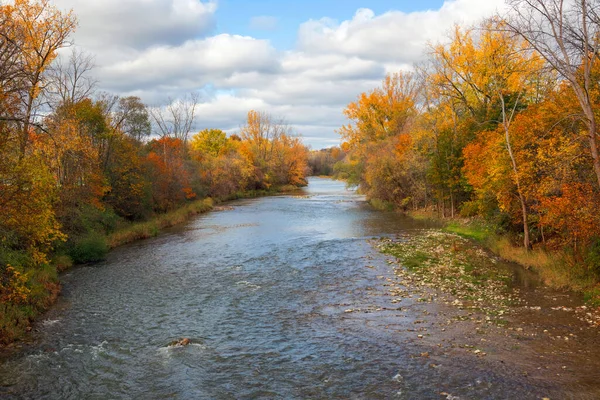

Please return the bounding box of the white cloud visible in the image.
[47,0,507,148]
[54,0,217,50]
[98,34,278,93]
[297,0,505,63]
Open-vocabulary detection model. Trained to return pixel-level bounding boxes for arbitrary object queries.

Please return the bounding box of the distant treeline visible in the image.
[307,147,346,176]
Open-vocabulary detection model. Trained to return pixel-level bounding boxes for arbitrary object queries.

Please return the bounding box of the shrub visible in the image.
[67,232,108,263]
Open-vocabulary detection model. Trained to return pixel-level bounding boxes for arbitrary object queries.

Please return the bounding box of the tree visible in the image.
[0,0,76,156]
[270,134,309,186]
[339,72,420,149]
[337,72,422,200]
[308,147,346,176]
[103,135,150,220]
[145,137,195,211]
[0,0,75,267]
[418,80,472,217]
[239,110,287,187]
[47,47,97,107]
[113,96,151,142]
[190,128,228,159]
[430,20,548,248]
[506,0,600,189]
[42,99,109,233]
[149,93,199,144]
[362,135,428,210]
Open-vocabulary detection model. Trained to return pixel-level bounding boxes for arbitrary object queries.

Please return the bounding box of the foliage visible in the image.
[67,232,109,264]
[336,14,600,298]
[308,146,346,176]
[190,128,228,158]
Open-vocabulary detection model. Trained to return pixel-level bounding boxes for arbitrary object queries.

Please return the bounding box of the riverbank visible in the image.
[401,210,600,307]
[375,230,600,398]
[106,186,298,249]
[0,185,302,346]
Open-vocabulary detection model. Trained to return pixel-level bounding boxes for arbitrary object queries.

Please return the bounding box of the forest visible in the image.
[334,2,600,297]
[0,0,308,342]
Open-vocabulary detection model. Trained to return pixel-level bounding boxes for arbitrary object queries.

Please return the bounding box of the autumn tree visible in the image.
[270,134,309,187]
[103,135,151,220]
[429,20,549,248]
[145,137,196,211]
[0,0,75,263]
[339,72,420,149]
[337,71,423,203]
[362,134,428,210]
[190,128,229,159]
[0,0,76,156]
[308,146,346,176]
[240,110,287,188]
[417,78,472,217]
[43,99,110,233]
[506,0,600,189]
[0,0,76,341]
[190,133,255,198]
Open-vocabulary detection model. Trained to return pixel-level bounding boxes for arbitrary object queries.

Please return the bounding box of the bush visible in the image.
[585,238,600,275]
[369,198,395,211]
[584,286,600,307]
[67,232,108,263]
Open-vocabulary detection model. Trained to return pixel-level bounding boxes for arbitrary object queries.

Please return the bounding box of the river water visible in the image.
[1,177,600,399]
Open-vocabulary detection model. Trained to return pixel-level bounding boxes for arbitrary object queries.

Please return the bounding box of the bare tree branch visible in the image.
[149,93,199,143]
[47,47,97,107]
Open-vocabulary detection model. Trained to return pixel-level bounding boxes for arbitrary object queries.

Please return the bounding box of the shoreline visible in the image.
[0,185,303,347]
[401,209,600,306]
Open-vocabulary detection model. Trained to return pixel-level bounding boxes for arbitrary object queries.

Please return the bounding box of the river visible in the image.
[1,177,599,399]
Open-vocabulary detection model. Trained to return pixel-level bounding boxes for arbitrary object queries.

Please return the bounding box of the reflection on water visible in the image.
[0,177,599,399]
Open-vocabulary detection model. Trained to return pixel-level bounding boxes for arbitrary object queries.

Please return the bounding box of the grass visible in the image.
[444,220,491,242]
[68,232,109,263]
[439,218,600,305]
[378,230,519,313]
[107,198,214,248]
[402,251,431,271]
[407,209,439,221]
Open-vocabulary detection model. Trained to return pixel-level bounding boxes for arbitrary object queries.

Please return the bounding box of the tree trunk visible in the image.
[501,95,531,250]
[587,118,600,189]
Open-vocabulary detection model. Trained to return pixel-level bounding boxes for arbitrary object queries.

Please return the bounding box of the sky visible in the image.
[50,0,506,148]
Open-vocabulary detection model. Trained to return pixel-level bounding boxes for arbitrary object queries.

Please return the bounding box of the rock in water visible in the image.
[169,338,191,347]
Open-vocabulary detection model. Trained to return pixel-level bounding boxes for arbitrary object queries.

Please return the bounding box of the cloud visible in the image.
[54,0,217,50]
[98,34,279,93]
[249,16,279,31]
[297,0,505,63]
[48,0,507,148]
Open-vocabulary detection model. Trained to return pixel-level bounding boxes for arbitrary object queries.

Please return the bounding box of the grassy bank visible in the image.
[431,217,600,306]
[0,186,301,346]
[107,198,215,248]
[108,186,298,248]
[378,230,520,318]
[377,209,600,308]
